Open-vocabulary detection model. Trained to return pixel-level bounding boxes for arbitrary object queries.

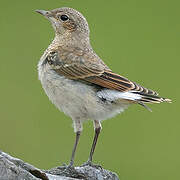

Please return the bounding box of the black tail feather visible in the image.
[133,91,172,103]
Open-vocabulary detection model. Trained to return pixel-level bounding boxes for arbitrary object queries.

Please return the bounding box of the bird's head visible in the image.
[35,7,90,38]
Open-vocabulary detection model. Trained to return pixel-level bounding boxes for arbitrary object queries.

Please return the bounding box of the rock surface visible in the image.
[0,151,119,180]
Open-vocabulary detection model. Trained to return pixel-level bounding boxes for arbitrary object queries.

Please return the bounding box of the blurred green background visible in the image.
[0,0,179,179]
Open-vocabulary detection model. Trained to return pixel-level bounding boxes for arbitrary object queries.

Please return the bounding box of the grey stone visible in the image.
[0,151,119,180]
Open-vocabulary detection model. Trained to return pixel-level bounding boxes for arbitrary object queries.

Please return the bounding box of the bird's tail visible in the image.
[132,91,172,111]
[134,91,172,103]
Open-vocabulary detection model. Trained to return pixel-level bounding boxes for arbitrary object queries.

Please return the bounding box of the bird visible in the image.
[35,7,171,168]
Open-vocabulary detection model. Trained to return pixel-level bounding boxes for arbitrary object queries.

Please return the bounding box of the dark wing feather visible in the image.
[84,70,158,96]
[54,64,103,79]
[84,71,135,91]
[46,49,171,103]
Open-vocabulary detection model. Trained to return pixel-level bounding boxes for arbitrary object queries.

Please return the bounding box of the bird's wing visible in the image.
[84,70,157,95]
[45,48,106,79]
[45,48,136,91]
[45,48,170,103]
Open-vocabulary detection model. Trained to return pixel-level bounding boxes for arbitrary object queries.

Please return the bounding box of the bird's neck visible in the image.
[48,32,91,51]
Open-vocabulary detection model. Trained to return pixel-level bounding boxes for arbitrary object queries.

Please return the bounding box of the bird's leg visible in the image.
[87,120,102,165]
[61,120,86,178]
[69,119,82,167]
[69,131,81,167]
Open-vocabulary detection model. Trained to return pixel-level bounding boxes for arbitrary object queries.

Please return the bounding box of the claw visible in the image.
[81,161,102,169]
[62,164,76,174]
[62,164,86,179]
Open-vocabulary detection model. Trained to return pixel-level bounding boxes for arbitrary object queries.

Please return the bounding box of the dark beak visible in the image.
[35,9,51,17]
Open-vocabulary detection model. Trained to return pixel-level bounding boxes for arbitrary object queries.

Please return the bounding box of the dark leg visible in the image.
[88,120,102,163]
[88,127,101,163]
[69,131,81,167]
[62,130,86,179]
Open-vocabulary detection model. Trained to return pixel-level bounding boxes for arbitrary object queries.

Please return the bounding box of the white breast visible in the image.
[38,57,131,122]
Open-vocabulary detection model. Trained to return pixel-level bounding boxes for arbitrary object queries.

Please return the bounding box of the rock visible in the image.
[0,150,119,180]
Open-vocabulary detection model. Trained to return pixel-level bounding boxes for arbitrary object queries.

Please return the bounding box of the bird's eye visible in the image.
[60,15,69,21]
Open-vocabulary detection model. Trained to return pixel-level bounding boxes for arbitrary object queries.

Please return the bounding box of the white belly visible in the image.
[38,62,130,122]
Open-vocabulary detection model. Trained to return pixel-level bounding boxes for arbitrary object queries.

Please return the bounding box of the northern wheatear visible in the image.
[36,7,171,167]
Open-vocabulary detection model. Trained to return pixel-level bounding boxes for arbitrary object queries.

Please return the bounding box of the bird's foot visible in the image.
[81,160,102,169]
[60,163,76,173]
[58,163,86,179]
